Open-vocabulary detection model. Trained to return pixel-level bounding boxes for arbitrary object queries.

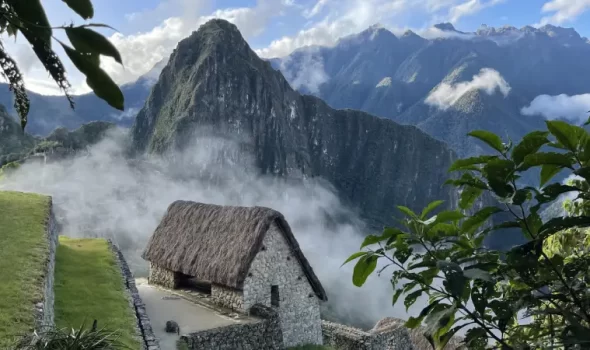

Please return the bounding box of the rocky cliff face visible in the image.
[130,19,459,228]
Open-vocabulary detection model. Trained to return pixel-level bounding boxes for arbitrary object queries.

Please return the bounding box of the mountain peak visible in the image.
[434,23,457,32]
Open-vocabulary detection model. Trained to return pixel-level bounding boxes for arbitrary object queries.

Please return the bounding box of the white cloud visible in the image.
[448,0,506,24]
[425,68,511,110]
[278,49,329,93]
[539,0,590,25]
[303,0,330,18]
[521,93,590,123]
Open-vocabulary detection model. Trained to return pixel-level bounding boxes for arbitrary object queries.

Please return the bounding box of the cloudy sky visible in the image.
[4,0,590,95]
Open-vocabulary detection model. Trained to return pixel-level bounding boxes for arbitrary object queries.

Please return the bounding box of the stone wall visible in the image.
[179,304,283,350]
[109,241,160,350]
[149,262,179,289]
[36,198,58,330]
[322,320,414,350]
[242,221,323,347]
[211,284,243,311]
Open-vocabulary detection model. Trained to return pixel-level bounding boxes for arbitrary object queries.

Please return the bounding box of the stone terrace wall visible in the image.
[322,320,414,350]
[37,199,58,330]
[179,304,283,350]
[109,241,160,350]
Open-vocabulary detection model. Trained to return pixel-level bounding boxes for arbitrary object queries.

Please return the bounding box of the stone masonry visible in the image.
[179,304,283,350]
[37,199,58,330]
[211,284,243,311]
[322,320,415,350]
[109,241,160,350]
[241,221,323,348]
[149,262,180,289]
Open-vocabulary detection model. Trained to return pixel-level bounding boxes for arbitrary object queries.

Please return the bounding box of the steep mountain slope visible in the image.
[130,19,459,228]
[272,23,590,159]
[0,105,35,157]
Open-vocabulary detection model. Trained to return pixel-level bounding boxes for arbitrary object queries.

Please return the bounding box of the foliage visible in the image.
[13,320,130,349]
[0,191,51,348]
[345,119,590,349]
[0,0,124,130]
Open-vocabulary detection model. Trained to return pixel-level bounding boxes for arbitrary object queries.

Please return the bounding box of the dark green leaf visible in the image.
[404,289,424,312]
[459,186,483,210]
[437,261,465,298]
[392,289,403,307]
[438,324,470,350]
[11,0,51,43]
[521,152,575,171]
[483,159,515,198]
[448,155,496,172]
[461,207,502,235]
[540,164,561,187]
[65,26,122,64]
[360,235,382,249]
[522,211,542,238]
[404,316,423,328]
[60,43,124,111]
[445,172,487,189]
[352,255,378,287]
[62,0,95,19]
[468,130,505,154]
[511,131,550,165]
[464,327,487,347]
[538,216,590,239]
[342,251,367,266]
[424,303,457,339]
[421,200,445,219]
[546,120,586,152]
[574,166,590,183]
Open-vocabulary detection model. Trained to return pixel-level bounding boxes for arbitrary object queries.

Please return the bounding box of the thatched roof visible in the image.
[142,200,327,301]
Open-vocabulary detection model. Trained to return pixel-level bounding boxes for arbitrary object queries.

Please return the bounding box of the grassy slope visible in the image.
[54,237,140,348]
[0,191,51,347]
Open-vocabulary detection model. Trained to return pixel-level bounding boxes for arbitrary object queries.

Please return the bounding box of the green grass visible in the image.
[54,237,140,348]
[0,190,52,348]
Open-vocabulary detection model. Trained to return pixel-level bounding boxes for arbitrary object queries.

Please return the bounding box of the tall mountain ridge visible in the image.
[271,23,590,159]
[129,19,460,228]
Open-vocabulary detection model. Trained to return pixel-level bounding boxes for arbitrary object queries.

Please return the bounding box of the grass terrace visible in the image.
[0,191,52,347]
[54,237,140,348]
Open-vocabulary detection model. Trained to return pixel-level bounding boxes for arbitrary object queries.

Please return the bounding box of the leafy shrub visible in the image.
[346,120,590,349]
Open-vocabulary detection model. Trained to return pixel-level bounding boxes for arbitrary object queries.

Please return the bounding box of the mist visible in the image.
[0,127,428,330]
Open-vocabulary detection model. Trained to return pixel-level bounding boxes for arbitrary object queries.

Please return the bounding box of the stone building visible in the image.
[142,200,328,347]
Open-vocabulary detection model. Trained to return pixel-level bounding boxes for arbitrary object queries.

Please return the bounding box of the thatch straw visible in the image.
[142,200,327,301]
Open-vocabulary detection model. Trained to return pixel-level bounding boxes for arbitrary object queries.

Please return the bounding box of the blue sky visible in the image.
[7,0,590,95]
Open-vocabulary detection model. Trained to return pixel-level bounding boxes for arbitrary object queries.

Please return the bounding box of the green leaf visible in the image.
[511,188,531,205]
[448,155,496,172]
[463,268,492,282]
[437,261,465,298]
[62,0,95,19]
[65,26,122,64]
[540,164,561,187]
[60,42,124,111]
[468,130,505,154]
[424,303,457,339]
[437,324,470,350]
[360,235,382,249]
[521,152,575,171]
[546,120,586,152]
[461,207,502,235]
[342,251,367,266]
[433,210,465,224]
[404,289,424,312]
[352,255,377,287]
[459,186,483,210]
[404,316,423,328]
[421,200,445,219]
[483,159,515,198]
[445,172,488,189]
[397,205,418,219]
[511,131,550,165]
